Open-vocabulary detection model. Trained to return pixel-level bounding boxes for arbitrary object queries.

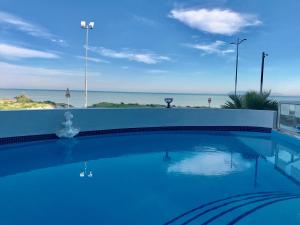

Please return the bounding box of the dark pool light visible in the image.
[164,98,173,108]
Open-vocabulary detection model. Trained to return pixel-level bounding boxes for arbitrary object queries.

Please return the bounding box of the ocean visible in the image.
[0,89,299,108]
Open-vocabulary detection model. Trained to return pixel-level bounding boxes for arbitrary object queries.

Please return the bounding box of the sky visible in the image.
[0,0,299,95]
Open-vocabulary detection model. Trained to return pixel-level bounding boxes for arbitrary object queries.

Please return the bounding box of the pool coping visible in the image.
[0,126,272,145]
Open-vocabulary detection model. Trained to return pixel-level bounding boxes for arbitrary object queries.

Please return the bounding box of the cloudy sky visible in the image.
[0,0,299,95]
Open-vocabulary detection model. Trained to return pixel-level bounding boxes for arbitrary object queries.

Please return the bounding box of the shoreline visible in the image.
[0,95,211,110]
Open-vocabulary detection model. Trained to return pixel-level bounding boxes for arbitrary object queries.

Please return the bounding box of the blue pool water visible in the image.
[0,131,300,225]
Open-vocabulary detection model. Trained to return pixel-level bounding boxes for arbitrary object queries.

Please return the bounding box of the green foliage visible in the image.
[223,94,243,109]
[15,95,33,103]
[222,90,278,110]
[0,96,71,110]
[88,102,164,108]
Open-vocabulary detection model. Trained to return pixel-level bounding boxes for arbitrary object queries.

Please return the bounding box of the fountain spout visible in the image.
[56,111,80,138]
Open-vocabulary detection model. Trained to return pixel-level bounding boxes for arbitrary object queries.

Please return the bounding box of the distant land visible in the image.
[0,95,211,110]
[0,95,69,110]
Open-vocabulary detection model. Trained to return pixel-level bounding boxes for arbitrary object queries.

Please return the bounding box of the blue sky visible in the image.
[0,0,299,95]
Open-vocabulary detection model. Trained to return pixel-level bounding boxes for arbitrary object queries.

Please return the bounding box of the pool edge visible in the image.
[0,126,272,145]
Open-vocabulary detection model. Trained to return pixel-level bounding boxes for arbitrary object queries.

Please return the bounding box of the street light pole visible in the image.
[260,51,268,95]
[81,21,94,108]
[84,27,89,108]
[231,38,247,96]
[234,39,239,96]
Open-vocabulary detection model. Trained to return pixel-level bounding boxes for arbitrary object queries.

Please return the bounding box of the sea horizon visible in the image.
[1,88,300,108]
[0,87,299,97]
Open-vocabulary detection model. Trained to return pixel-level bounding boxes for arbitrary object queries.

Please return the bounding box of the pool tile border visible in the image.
[0,126,272,145]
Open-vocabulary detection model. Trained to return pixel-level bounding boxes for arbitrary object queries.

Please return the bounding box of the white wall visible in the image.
[0,108,277,138]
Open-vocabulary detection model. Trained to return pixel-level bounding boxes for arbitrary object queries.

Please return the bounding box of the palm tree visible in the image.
[222,91,277,110]
[223,94,243,109]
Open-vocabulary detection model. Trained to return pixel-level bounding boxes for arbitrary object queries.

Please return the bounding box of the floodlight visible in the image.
[89,22,95,29]
[81,21,86,28]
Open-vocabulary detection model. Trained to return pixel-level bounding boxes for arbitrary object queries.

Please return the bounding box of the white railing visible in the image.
[278,101,300,134]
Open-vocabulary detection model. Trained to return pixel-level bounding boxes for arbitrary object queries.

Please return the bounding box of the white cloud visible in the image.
[221,49,235,54]
[187,40,234,55]
[90,47,170,64]
[0,61,102,90]
[51,39,68,47]
[76,56,110,64]
[147,69,168,74]
[0,11,66,44]
[133,15,157,27]
[169,8,261,35]
[0,61,76,77]
[0,43,59,59]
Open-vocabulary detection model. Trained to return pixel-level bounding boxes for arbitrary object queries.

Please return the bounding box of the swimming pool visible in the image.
[0,130,300,225]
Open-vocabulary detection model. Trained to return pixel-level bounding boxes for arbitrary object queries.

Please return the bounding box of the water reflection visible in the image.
[254,156,259,188]
[274,143,300,183]
[80,161,93,178]
[0,131,300,187]
[163,151,171,162]
[56,139,79,162]
[167,151,252,176]
[237,134,300,185]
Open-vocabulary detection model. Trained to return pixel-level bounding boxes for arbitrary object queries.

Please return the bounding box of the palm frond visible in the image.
[222,90,278,111]
[222,94,243,109]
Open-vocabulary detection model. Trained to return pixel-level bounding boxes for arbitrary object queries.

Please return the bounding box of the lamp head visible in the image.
[239,38,247,44]
[164,98,173,104]
[164,98,173,108]
[81,21,86,28]
[89,22,95,29]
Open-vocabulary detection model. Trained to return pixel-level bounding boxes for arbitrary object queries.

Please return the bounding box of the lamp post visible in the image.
[164,98,173,108]
[230,38,247,96]
[65,88,70,108]
[208,97,212,108]
[81,20,94,108]
[260,52,268,95]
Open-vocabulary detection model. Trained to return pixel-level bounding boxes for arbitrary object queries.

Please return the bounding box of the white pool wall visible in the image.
[0,108,277,138]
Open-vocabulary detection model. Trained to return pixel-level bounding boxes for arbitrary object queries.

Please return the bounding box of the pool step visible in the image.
[163,192,300,225]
